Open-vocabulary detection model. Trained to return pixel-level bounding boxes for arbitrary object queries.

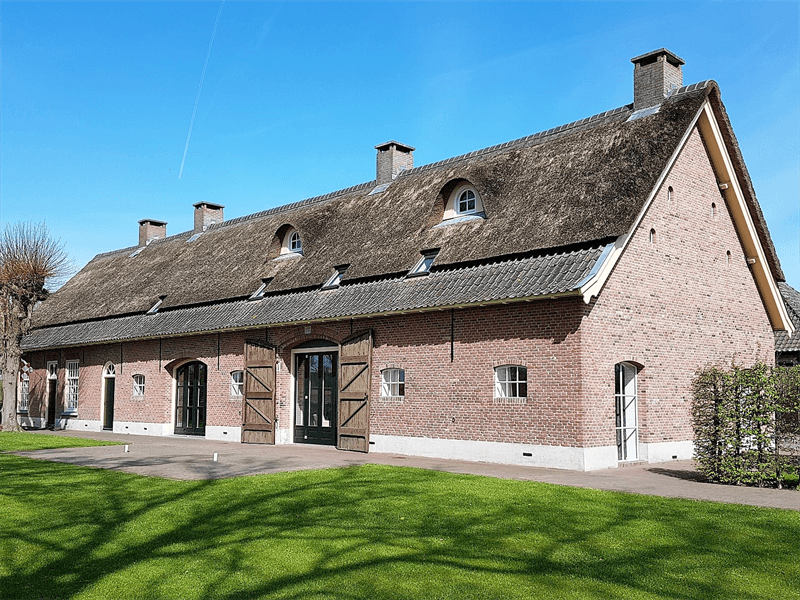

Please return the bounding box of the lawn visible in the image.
[0,431,121,452]
[1,436,798,600]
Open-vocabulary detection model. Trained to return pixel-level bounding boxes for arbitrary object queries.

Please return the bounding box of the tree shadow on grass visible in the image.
[1,457,798,600]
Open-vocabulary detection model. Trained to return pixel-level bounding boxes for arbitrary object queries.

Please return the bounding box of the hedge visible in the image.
[691,363,800,488]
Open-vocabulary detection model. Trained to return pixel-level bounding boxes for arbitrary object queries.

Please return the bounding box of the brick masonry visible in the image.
[20,123,776,468]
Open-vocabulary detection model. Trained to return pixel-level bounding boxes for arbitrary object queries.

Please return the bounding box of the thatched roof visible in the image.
[27,80,783,342]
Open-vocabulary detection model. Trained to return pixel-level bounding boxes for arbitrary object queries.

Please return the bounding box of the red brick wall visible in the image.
[579,126,775,449]
[19,126,777,456]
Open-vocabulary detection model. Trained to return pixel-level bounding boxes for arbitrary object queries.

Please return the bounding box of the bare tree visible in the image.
[1,222,70,431]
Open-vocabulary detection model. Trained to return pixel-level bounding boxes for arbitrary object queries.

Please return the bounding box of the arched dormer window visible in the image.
[457,189,477,214]
[442,182,485,221]
[280,227,303,255]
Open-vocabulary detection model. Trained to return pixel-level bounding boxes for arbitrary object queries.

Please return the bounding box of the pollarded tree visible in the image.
[0,222,70,431]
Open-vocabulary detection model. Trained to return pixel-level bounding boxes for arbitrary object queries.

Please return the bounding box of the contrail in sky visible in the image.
[179,0,225,180]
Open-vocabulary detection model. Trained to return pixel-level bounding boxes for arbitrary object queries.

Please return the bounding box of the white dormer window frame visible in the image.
[281,228,303,253]
[458,189,477,214]
[442,183,484,221]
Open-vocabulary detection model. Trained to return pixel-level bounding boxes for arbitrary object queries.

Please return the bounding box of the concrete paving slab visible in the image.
[10,429,799,511]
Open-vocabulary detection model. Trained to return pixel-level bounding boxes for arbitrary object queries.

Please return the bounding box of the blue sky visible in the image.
[2,1,798,289]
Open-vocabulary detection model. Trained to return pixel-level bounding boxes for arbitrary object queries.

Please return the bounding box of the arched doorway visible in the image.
[175,361,207,436]
[102,363,116,431]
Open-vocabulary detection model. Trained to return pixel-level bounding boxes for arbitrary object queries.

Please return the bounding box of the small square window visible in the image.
[381,368,405,398]
[494,365,527,399]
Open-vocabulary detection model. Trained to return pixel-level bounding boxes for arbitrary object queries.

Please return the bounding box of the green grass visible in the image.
[0,446,798,600]
[0,431,122,452]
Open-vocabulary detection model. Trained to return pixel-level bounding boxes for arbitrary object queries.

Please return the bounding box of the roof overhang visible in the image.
[696,100,794,336]
[578,99,794,337]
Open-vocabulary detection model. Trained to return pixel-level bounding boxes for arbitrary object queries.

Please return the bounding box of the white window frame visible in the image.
[494,365,527,399]
[230,370,244,398]
[457,189,477,214]
[615,362,639,461]
[381,368,405,398]
[408,250,439,277]
[443,183,484,220]
[65,360,79,413]
[19,372,30,412]
[289,231,302,252]
[279,227,304,256]
[132,374,145,397]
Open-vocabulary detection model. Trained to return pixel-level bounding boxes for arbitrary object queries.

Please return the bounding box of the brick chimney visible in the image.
[631,49,685,110]
[375,141,414,185]
[193,202,224,232]
[138,219,167,247]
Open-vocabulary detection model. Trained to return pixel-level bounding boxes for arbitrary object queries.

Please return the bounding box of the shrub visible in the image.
[692,363,800,488]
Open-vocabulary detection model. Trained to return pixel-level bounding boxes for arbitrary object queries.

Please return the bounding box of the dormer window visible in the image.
[322,265,349,290]
[289,231,302,252]
[458,189,477,214]
[280,228,303,256]
[441,182,485,222]
[408,249,439,277]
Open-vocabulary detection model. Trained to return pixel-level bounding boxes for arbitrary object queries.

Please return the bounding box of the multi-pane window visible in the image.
[494,365,527,398]
[289,231,302,253]
[132,374,145,397]
[615,362,639,461]
[230,370,244,397]
[19,373,30,412]
[381,369,405,398]
[457,189,476,214]
[65,360,79,412]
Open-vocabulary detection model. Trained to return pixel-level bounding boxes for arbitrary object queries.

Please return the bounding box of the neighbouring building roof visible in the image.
[776,282,800,353]
[23,73,786,350]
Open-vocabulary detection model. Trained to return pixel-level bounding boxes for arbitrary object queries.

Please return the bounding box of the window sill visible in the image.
[492,397,527,405]
[61,410,78,416]
[17,410,29,414]
[378,396,404,403]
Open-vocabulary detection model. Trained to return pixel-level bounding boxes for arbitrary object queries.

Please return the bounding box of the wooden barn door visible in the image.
[241,340,276,444]
[337,330,372,452]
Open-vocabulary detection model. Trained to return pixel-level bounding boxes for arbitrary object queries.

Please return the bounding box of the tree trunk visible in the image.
[2,351,20,432]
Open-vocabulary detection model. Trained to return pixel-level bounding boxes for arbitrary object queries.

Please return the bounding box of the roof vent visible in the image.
[138,219,167,247]
[375,141,414,185]
[631,49,685,111]
[193,202,224,232]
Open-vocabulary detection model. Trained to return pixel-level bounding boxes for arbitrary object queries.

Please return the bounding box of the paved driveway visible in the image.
[13,429,799,511]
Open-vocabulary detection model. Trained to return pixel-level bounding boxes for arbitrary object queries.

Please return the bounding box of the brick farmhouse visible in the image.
[18,49,794,470]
